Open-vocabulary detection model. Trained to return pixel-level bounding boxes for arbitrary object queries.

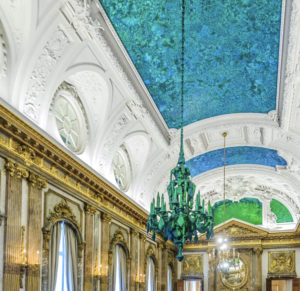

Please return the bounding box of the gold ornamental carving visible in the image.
[253,247,263,256]
[43,201,84,258]
[46,200,81,231]
[16,144,36,166]
[102,212,112,223]
[28,172,47,189]
[0,103,149,230]
[84,203,97,215]
[5,160,29,179]
[145,246,158,275]
[108,230,130,266]
[268,251,296,278]
[182,255,203,277]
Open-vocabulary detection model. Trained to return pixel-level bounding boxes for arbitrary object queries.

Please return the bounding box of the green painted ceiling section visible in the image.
[270,199,293,223]
[213,198,293,226]
[100,0,282,128]
[213,198,262,226]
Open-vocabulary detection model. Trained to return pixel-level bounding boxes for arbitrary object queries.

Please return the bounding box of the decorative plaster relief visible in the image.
[112,146,132,192]
[281,0,300,130]
[98,112,130,174]
[23,26,70,121]
[67,0,104,39]
[193,173,300,223]
[65,0,168,145]
[67,71,109,128]
[0,22,8,78]
[50,81,89,154]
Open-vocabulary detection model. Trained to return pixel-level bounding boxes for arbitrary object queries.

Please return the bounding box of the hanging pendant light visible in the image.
[216,132,241,274]
[146,0,214,262]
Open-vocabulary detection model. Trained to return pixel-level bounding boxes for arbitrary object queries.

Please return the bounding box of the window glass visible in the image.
[147,257,155,291]
[167,265,172,291]
[55,222,68,291]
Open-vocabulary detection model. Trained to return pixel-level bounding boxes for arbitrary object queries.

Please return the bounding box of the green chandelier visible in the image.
[147,0,214,262]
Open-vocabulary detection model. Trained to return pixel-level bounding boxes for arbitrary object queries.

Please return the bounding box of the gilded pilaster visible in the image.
[25,172,47,291]
[84,204,97,291]
[254,247,263,291]
[100,212,111,290]
[138,233,146,290]
[161,244,168,291]
[157,243,163,291]
[207,249,216,291]
[3,160,28,291]
[130,228,139,291]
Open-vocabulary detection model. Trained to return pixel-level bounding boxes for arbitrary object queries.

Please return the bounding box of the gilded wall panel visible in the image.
[182,254,203,278]
[268,250,296,278]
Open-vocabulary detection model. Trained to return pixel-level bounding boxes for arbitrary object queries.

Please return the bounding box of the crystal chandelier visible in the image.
[146,0,214,262]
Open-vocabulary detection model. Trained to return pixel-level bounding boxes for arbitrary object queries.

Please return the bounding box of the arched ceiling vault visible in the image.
[1,0,300,230]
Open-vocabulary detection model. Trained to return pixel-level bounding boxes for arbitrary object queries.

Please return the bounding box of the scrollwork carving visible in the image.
[108,230,130,266]
[84,203,97,215]
[5,160,29,179]
[0,21,8,78]
[182,255,203,277]
[268,251,296,278]
[24,27,70,120]
[16,145,36,166]
[28,173,47,189]
[43,201,84,259]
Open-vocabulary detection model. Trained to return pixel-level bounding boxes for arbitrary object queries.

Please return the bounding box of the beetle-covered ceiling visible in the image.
[100,0,282,129]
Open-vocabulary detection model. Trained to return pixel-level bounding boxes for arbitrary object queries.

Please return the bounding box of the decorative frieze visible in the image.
[16,144,36,166]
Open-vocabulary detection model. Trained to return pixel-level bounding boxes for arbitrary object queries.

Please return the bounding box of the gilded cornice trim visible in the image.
[0,103,148,227]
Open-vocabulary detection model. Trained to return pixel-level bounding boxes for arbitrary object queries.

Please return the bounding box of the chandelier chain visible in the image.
[179,0,185,162]
[223,132,227,221]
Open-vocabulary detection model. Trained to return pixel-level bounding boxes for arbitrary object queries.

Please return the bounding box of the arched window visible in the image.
[49,221,78,291]
[146,257,156,291]
[167,265,172,291]
[112,244,127,291]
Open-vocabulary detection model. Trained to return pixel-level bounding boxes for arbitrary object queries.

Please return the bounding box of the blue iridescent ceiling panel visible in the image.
[185,147,287,177]
[100,0,282,128]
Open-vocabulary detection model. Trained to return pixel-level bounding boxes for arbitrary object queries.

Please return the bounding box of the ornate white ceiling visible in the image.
[0,0,300,230]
